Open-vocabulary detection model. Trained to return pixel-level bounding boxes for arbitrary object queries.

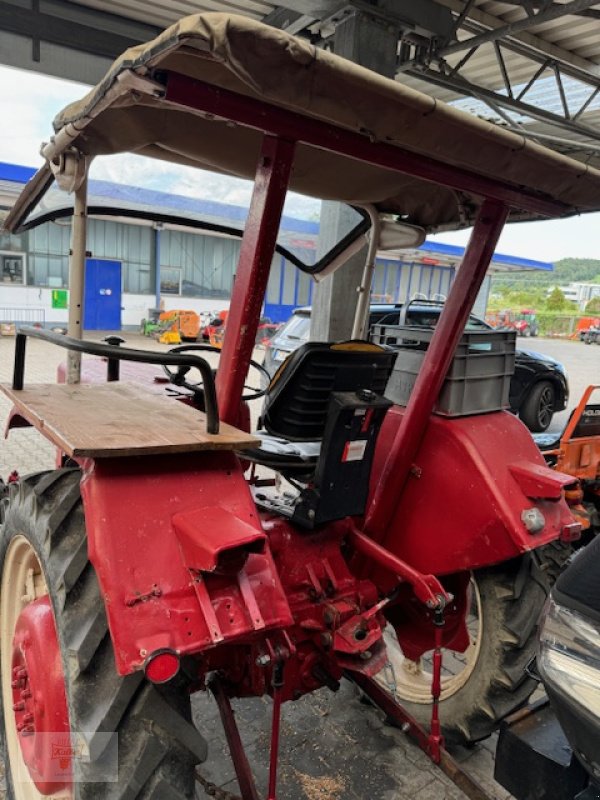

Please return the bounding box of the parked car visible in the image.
[495,535,600,800]
[263,303,569,432]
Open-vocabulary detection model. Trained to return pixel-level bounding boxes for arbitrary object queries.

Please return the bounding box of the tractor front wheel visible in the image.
[379,555,547,744]
[0,469,207,799]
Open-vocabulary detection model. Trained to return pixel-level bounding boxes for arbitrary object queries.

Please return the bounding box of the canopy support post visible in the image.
[67,172,88,384]
[365,199,509,541]
[351,206,380,340]
[216,135,295,426]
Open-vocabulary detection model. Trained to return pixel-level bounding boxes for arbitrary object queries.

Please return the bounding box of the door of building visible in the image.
[84,259,122,330]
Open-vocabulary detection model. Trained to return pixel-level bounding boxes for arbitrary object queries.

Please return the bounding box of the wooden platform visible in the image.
[1,382,259,458]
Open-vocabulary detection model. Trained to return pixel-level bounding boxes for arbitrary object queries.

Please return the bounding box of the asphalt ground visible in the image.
[521,336,600,435]
[0,332,596,800]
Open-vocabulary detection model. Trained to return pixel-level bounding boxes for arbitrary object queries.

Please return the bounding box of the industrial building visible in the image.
[0,161,553,329]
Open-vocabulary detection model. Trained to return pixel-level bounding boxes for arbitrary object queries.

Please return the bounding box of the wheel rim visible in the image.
[378,579,483,704]
[537,385,555,429]
[1,535,72,799]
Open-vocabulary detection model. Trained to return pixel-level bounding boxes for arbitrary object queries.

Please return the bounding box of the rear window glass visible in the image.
[280,314,311,341]
[405,307,491,331]
[19,155,368,276]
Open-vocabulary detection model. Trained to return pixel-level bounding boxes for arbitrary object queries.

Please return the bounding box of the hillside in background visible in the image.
[552,258,600,284]
[492,257,600,291]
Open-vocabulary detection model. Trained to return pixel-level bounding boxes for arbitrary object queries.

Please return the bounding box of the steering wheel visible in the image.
[162,344,271,402]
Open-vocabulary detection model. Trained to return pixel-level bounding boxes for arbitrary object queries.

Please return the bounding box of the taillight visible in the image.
[144,650,181,684]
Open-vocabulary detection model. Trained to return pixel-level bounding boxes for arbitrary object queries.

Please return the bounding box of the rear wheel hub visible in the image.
[11,595,71,794]
[1,535,72,798]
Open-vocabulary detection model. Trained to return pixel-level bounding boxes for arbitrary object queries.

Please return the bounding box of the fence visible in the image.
[535,313,593,338]
[0,308,45,325]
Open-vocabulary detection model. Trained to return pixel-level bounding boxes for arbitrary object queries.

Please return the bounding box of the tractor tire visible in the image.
[0,469,207,799]
[536,539,574,585]
[519,380,556,432]
[380,555,547,744]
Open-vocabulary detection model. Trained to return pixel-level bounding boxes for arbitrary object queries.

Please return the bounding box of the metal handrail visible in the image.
[13,327,220,435]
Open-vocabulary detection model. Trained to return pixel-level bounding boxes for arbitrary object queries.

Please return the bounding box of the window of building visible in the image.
[160,267,182,295]
[0,252,26,285]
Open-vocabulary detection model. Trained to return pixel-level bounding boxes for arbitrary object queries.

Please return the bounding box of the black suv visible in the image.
[262,303,569,432]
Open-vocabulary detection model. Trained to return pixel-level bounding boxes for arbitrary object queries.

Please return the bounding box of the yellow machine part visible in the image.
[159,331,182,345]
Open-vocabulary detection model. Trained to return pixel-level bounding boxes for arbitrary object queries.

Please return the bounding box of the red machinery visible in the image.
[486,309,539,336]
[2,13,599,800]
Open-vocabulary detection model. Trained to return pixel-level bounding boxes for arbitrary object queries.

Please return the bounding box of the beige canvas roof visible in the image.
[7,12,600,233]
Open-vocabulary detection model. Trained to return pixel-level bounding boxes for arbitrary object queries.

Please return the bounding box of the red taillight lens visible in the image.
[144,651,180,684]
[560,521,582,543]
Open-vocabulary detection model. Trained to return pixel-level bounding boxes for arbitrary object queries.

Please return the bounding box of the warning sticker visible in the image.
[342,440,367,462]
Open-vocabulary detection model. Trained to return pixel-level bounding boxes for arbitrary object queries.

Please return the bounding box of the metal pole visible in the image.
[351,206,380,340]
[207,674,260,800]
[67,174,88,383]
[216,135,295,425]
[154,223,162,310]
[364,199,509,541]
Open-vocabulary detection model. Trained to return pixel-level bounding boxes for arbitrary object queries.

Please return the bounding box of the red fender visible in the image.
[369,407,577,578]
[80,451,293,675]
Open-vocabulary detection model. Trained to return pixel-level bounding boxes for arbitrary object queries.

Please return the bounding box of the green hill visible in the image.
[492,257,600,291]
[552,258,600,284]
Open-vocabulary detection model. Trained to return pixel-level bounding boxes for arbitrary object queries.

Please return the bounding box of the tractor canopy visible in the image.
[6,12,600,241]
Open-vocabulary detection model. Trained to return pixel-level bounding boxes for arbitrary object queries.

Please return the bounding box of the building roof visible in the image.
[0,161,553,273]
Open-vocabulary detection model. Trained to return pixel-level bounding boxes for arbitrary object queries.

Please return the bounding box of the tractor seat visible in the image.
[245,341,397,471]
[246,341,396,528]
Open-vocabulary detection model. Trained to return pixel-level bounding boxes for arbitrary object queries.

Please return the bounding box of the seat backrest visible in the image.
[262,341,397,441]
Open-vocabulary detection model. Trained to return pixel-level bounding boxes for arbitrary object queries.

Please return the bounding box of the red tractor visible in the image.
[514,309,539,337]
[1,13,598,800]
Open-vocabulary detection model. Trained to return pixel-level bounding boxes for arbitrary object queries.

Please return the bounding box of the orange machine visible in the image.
[536,385,600,533]
[158,309,200,343]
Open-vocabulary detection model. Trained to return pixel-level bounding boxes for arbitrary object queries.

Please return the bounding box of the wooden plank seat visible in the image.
[1,382,258,458]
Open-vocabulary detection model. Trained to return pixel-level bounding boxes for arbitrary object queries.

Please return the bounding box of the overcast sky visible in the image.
[3,63,600,265]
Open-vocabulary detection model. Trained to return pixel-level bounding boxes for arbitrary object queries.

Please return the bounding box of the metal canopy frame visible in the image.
[266,1,600,164]
[395,0,600,160]
[2,0,600,164]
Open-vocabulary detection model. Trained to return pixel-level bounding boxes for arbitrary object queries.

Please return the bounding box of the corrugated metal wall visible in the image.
[6,219,459,325]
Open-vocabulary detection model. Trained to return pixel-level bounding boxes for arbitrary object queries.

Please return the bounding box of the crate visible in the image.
[373,324,516,416]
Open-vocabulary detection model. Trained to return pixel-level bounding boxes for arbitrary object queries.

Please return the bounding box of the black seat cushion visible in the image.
[262,341,396,441]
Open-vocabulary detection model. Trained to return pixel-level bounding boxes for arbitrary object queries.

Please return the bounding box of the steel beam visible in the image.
[311,5,400,343]
[263,7,316,34]
[0,0,159,61]
[434,0,600,77]
[407,65,600,145]
[440,0,600,57]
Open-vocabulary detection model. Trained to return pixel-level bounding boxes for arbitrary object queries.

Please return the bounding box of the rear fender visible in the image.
[80,451,292,675]
[369,407,577,577]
